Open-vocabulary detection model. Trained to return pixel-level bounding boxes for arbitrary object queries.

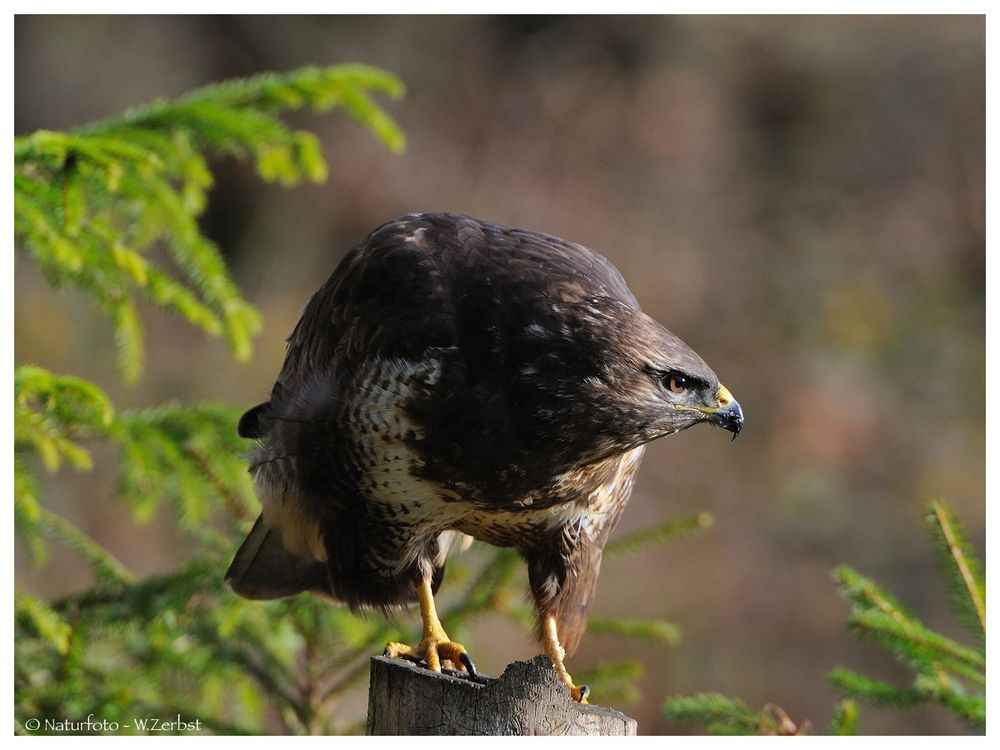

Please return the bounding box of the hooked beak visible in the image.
[703,384,744,440]
[672,383,745,439]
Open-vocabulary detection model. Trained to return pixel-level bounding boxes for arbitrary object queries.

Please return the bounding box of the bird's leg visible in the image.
[384,577,478,678]
[542,615,589,704]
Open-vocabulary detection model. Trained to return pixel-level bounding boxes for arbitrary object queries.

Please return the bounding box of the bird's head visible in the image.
[512,297,743,462]
[635,320,744,442]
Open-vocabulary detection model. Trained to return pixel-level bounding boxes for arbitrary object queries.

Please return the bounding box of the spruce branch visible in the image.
[15,594,73,656]
[831,564,915,624]
[846,609,985,673]
[588,617,681,645]
[828,503,985,732]
[15,374,252,563]
[15,64,405,382]
[49,560,218,616]
[925,501,985,642]
[827,699,859,736]
[663,501,984,735]
[33,505,134,585]
[605,511,713,560]
[827,667,926,710]
[663,693,805,735]
[14,455,47,563]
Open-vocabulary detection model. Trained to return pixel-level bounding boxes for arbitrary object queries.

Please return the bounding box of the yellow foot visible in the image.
[569,682,590,704]
[383,637,479,678]
[385,578,480,680]
[541,615,590,703]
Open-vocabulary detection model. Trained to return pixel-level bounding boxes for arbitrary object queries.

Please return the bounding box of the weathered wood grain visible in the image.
[366,654,637,736]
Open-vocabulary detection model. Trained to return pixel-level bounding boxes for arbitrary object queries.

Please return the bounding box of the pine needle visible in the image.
[605,511,713,559]
[588,617,681,645]
[925,501,985,642]
[827,699,859,735]
[663,693,762,735]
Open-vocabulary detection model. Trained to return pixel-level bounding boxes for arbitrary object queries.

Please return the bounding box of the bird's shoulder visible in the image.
[275,212,638,390]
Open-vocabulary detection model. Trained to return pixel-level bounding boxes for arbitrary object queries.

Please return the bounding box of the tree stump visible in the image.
[366,654,637,735]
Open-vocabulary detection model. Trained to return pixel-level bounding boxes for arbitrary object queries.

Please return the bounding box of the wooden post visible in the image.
[366,654,637,735]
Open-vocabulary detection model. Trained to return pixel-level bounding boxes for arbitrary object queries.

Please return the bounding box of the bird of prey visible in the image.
[226,212,743,703]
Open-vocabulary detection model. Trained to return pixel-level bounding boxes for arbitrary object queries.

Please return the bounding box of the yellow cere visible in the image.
[716,384,733,407]
[674,383,734,414]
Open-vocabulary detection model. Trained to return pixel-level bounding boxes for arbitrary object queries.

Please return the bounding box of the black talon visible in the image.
[382,648,391,657]
[460,652,480,681]
[579,685,590,703]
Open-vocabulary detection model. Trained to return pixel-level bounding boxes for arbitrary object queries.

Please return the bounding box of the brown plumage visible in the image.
[226,212,743,681]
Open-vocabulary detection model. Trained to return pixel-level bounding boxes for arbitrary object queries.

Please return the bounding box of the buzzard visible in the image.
[226,212,743,702]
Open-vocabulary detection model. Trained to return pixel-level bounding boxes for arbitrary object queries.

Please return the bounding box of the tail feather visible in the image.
[225,515,331,600]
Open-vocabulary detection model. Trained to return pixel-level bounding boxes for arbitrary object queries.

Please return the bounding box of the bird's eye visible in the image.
[666,373,689,394]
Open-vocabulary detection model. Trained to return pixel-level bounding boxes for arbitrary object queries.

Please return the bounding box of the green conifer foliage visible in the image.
[15,65,405,382]
[14,66,702,735]
[662,501,985,735]
[828,501,985,731]
[663,692,811,735]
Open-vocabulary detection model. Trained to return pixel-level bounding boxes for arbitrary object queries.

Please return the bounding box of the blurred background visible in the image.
[15,15,984,734]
